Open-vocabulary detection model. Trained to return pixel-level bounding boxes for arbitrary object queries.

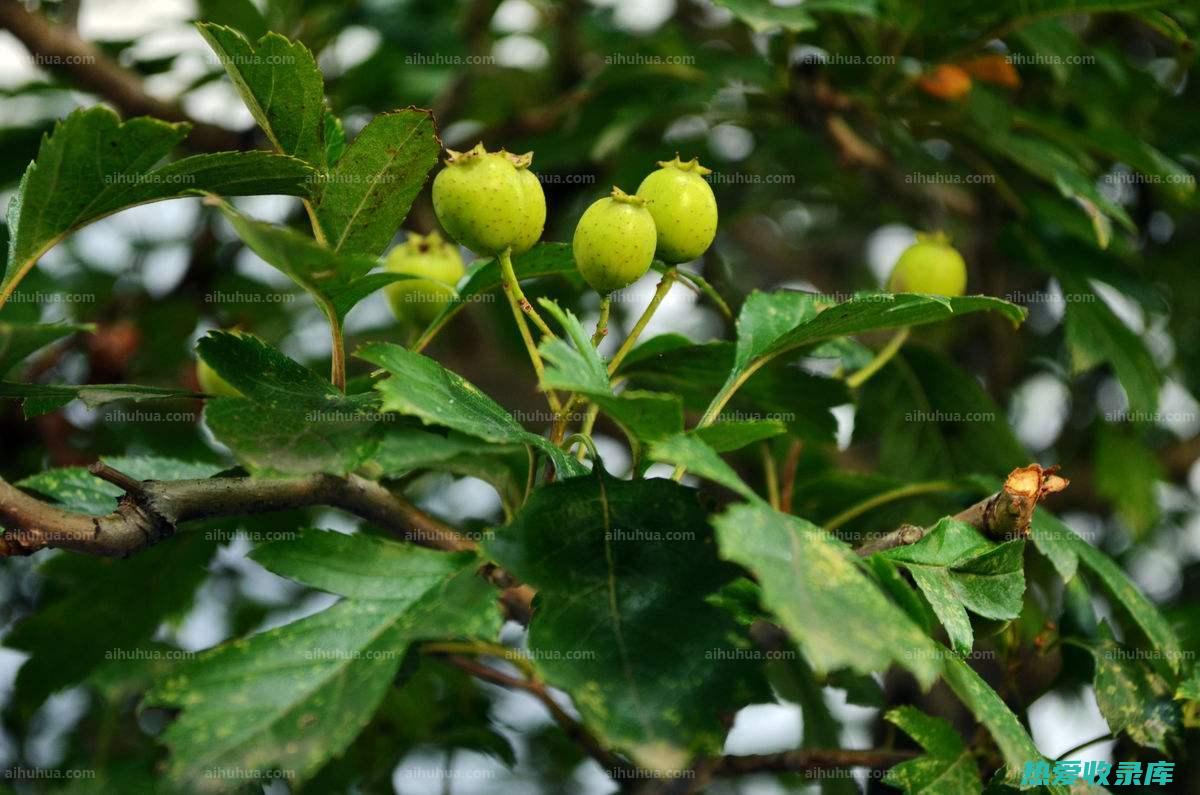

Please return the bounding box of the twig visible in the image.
[854,464,1069,556]
[0,470,473,557]
[0,0,244,152]
[440,654,639,778]
[779,439,802,514]
[87,461,146,497]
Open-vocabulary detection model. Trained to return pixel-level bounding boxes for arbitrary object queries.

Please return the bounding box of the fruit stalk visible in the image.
[498,248,559,410]
[845,326,910,389]
[607,268,676,375]
[499,248,558,341]
[591,296,611,347]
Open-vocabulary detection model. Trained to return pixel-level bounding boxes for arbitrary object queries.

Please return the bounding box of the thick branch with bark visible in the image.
[855,463,1069,556]
[0,463,473,557]
[0,0,244,151]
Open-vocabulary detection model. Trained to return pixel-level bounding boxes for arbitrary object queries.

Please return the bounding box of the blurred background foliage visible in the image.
[1,0,1199,792]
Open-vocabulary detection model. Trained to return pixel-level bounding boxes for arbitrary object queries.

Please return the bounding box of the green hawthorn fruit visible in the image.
[636,155,718,263]
[431,144,546,256]
[384,231,465,325]
[887,232,968,296]
[573,187,658,294]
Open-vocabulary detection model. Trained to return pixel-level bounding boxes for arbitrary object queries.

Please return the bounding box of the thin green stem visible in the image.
[846,327,910,389]
[821,480,958,531]
[420,640,538,679]
[411,309,455,353]
[671,358,769,480]
[499,249,560,411]
[608,269,677,376]
[499,248,557,341]
[574,403,601,461]
[762,443,780,510]
[592,296,612,347]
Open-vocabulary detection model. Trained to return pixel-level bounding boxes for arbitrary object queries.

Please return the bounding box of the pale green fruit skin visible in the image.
[636,160,718,263]
[887,238,968,296]
[432,147,546,256]
[384,234,466,325]
[573,194,658,294]
[196,356,241,397]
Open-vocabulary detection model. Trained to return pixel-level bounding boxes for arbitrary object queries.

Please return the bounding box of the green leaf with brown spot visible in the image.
[1089,622,1182,752]
[145,558,499,791]
[713,502,942,689]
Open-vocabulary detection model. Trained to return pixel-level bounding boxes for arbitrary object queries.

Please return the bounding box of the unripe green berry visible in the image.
[887,232,968,296]
[636,155,718,263]
[431,144,546,256]
[573,187,658,294]
[384,231,465,326]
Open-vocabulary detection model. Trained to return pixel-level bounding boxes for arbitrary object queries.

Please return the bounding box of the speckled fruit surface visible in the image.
[636,156,718,264]
[573,187,658,294]
[432,144,546,256]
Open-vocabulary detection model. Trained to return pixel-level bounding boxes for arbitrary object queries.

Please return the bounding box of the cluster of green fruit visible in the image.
[384,145,720,325]
[198,144,967,395]
[383,143,967,324]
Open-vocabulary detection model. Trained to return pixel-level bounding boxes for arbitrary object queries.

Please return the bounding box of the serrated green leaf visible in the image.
[941,651,1052,785]
[371,427,530,517]
[536,298,611,395]
[884,706,982,794]
[146,566,500,790]
[212,200,408,326]
[648,433,761,502]
[7,531,218,713]
[755,291,1024,366]
[693,419,787,453]
[713,502,942,689]
[197,0,267,39]
[883,520,1026,655]
[196,330,342,408]
[314,110,439,257]
[485,472,769,770]
[196,23,326,167]
[251,528,478,600]
[1,107,312,308]
[204,397,380,476]
[357,342,585,478]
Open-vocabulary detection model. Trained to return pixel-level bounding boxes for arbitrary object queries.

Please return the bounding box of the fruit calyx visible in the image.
[501,149,534,169]
[656,154,712,176]
[443,142,489,166]
[609,186,646,206]
[915,230,952,246]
